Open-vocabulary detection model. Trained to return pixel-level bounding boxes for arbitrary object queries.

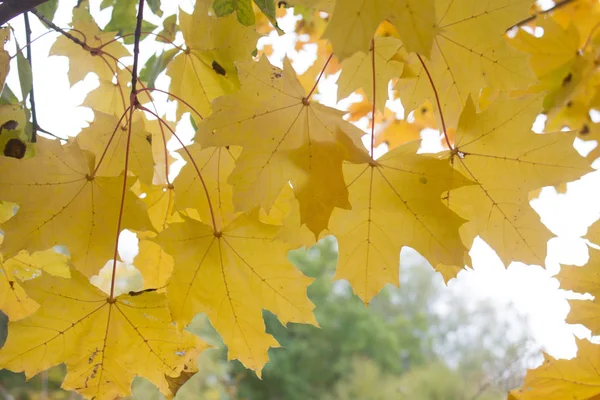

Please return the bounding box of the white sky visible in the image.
[4,0,597,362]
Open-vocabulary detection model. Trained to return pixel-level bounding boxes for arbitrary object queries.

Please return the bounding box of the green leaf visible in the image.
[0,85,19,106]
[213,0,236,17]
[253,0,282,33]
[104,0,158,44]
[189,114,198,132]
[139,48,179,88]
[157,15,178,43]
[213,0,255,26]
[35,0,59,22]
[146,0,163,17]
[15,46,32,102]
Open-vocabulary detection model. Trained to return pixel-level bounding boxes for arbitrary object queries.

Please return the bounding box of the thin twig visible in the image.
[508,0,575,30]
[23,12,37,142]
[30,8,87,49]
[130,0,145,100]
[37,126,68,141]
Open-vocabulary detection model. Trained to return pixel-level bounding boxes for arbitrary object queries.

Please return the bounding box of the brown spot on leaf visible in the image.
[211,60,226,76]
[4,138,26,159]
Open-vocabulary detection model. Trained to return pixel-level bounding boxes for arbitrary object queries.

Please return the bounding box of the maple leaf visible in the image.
[396,0,534,125]
[337,36,403,112]
[510,339,600,400]
[328,142,471,303]
[0,138,152,277]
[556,250,600,334]
[0,28,9,91]
[0,270,207,400]
[167,1,260,118]
[198,57,370,236]
[49,1,130,86]
[0,249,70,321]
[446,94,592,266]
[156,144,316,372]
[77,111,154,184]
[322,0,437,59]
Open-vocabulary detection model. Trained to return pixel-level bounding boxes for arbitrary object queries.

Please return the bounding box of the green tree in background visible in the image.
[0,237,536,399]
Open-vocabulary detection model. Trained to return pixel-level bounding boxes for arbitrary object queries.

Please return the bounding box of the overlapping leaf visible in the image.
[0,138,152,276]
[157,145,316,372]
[447,94,591,266]
[198,57,370,235]
[166,0,260,118]
[0,270,206,400]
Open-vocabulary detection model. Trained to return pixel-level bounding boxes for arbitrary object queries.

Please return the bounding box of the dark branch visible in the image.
[130,0,145,100]
[30,8,87,49]
[0,0,48,26]
[23,11,37,142]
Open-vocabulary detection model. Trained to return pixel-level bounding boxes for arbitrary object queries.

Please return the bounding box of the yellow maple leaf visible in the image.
[0,249,70,321]
[447,94,592,266]
[77,111,155,184]
[134,236,174,290]
[198,57,370,236]
[396,0,534,125]
[167,1,259,118]
[328,141,470,303]
[0,137,152,277]
[156,212,317,373]
[155,143,316,372]
[49,1,130,86]
[510,339,600,399]
[0,270,206,399]
[557,249,600,334]
[322,0,437,59]
[337,36,403,112]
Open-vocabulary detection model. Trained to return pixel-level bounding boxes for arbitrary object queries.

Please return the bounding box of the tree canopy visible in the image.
[0,0,599,399]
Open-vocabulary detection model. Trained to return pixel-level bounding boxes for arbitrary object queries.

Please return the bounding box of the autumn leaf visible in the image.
[510,339,600,400]
[328,142,471,303]
[0,270,207,400]
[322,0,437,59]
[77,111,155,184]
[49,1,130,86]
[167,0,260,118]
[396,0,534,125]
[0,138,152,277]
[337,36,403,112]
[446,94,592,266]
[198,57,370,236]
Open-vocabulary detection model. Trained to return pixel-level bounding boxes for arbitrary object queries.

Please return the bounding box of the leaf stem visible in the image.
[23,12,38,142]
[370,39,376,158]
[109,0,145,300]
[306,53,333,100]
[416,54,453,151]
[139,105,218,231]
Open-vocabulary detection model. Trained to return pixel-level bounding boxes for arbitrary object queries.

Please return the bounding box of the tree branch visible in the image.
[130,0,145,101]
[0,0,48,26]
[30,8,87,49]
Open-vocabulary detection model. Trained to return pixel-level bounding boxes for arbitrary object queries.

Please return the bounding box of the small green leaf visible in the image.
[15,46,32,102]
[104,0,158,44]
[213,0,236,17]
[189,114,198,132]
[253,0,283,33]
[35,0,59,22]
[139,48,179,88]
[157,15,178,43]
[146,0,163,17]
[236,0,256,26]
[0,85,19,106]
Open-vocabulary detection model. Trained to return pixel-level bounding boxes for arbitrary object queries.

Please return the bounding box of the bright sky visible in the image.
[4,0,598,363]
